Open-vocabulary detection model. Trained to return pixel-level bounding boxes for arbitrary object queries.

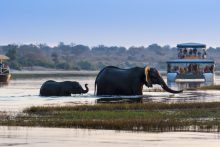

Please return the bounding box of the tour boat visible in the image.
[167,43,215,88]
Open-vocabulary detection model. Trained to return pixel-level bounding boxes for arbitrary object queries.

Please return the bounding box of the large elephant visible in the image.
[95,66,182,96]
[40,80,89,96]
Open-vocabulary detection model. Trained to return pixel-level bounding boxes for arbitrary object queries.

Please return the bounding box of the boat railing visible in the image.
[178,48,207,59]
[176,73,205,79]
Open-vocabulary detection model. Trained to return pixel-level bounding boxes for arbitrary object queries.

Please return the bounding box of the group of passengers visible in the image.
[178,48,207,59]
[0,63,9,73]
[169,64,214,75]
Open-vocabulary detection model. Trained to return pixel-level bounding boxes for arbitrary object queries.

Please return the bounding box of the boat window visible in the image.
[167,63,214,74]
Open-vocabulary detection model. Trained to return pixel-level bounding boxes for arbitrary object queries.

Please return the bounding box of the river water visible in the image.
[1,75,220,113]
[0,74,220,146]
[0,126,220,147]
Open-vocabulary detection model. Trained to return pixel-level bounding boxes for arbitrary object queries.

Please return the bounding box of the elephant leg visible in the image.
[59,89,71,96]
[60,92,71,96]
[132,85,143,95]
[97,84,116,95]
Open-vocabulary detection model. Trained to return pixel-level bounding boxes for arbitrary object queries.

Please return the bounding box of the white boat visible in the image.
[167,43,215,88]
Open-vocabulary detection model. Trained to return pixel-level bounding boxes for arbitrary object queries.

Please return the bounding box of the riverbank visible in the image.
[1,102,220,132]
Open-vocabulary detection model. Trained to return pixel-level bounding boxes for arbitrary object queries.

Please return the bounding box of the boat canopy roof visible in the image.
[167,59,214,64]
[177,43,206,49]
[0,55,9,60]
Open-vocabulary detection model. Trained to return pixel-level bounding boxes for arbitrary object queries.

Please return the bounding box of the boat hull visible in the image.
[0,74,11,82]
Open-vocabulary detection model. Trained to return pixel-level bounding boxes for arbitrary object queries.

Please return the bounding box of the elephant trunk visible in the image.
[159,76,183,94]
[82,84,89,93]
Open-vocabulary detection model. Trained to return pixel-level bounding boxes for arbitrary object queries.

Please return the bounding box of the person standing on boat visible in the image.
[202,50,207,59]
[189,49,193,56]
[193,48,197,56]
[175,66,180,74]
[178,49,184,59]
[198,52,202,59]
[183,48,187,58]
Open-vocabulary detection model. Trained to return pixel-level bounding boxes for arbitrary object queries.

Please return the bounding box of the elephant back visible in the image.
[40,80,60,96]
[95,66,146,95]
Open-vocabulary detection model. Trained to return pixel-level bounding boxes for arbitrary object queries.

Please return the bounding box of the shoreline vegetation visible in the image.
[11,70,168,79]
[1,102,220,132]
[1,43,220,71]
[10,70,220,79]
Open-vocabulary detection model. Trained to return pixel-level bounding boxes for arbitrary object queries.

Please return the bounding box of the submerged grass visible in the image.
[1,102,220,132]
[24,102,220,113]
[197,85,220,90]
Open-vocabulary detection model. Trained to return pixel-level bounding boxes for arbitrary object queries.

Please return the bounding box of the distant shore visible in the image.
[10,70,220,79]
[10,69,166,79]
[11,70,99,79]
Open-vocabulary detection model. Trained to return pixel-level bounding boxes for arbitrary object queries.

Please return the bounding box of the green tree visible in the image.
[56,62,71,70]
[6,48,17,60]
[51,52,59,65]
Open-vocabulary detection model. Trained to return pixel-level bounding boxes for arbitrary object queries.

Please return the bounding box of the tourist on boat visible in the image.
[198,52,202,59]
[175,66,180,74]
[189,49,193,56]
[204,65,210,73]
[202,51,207,59]
[184,67,188,74]
[187,64,193,74]
[180,68,185,74]
[193,48,197,56]
[209,65,214,73]
[178,49,184,59]
[178,51,181,59]
[183,48,187,57]
[192,64,199,74]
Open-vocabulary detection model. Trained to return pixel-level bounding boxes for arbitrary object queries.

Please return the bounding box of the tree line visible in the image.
[0,43,219,70]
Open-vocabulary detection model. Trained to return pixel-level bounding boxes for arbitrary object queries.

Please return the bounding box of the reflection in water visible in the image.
[0,126,220,147]
[143,90,220,103]
[0,82,9,87]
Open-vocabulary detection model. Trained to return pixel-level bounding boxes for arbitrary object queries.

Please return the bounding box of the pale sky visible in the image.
[0,0,220,47]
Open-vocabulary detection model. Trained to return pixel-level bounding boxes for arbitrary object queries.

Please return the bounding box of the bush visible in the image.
[56,62,71,70]
[77,61,94,70]
[8,61,21,70]
[97,62,106,70]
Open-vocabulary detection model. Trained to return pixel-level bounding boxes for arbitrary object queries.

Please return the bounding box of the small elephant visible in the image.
[40,80,89,96]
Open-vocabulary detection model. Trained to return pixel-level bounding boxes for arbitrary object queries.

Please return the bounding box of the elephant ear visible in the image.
[144,66,152,87]
[145,66,150,81]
